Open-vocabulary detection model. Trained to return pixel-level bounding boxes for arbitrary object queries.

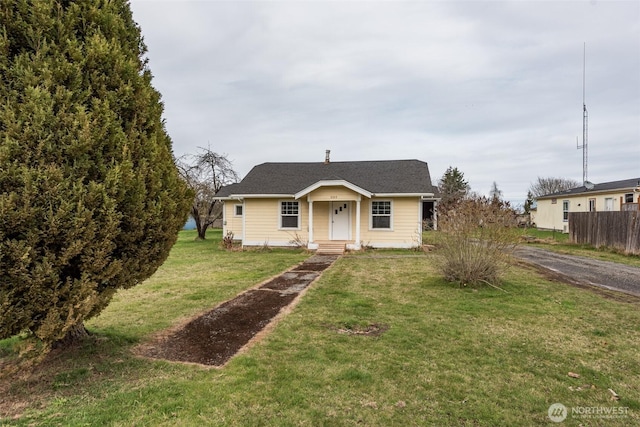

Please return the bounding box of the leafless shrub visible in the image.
[288,233,308,249]
[221,231,235,250]
[258,240,271,252]
[359,241,374,251]
[435,196,519,287]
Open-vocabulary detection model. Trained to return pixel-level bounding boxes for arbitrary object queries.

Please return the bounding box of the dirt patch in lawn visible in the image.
[334,323,390,337]
[136,255,339,367]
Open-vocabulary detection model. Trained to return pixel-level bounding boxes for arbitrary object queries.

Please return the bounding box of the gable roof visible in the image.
[537,177,640,199]
[215,159,436,198]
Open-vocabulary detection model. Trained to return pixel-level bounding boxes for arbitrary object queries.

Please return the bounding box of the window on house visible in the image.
[280,201,299,228]
[588,198,596,212]
[604,198,614,211]
[624,193,634,203]
[234,205,243,216]
[562,200,569,221]
[371,201,391,229]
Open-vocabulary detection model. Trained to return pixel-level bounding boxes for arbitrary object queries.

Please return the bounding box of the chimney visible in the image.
[324,149,331,164]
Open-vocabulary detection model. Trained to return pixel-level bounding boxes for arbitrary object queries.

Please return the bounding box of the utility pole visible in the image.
[576,43,588,184]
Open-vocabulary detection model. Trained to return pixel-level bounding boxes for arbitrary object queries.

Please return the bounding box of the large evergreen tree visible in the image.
[437,166,470,206]
[0,0,192,346]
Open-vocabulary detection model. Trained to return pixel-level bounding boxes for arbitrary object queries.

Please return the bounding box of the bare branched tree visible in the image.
[177,148,239,240]
[529,177,579,198]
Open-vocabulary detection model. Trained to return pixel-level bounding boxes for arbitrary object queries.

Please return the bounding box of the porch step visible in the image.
[316,241,347,255]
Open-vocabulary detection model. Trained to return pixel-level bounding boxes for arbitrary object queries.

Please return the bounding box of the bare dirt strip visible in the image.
[136,255,339,367]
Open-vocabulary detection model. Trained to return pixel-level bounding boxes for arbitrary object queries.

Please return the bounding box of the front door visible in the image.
[331,202,350,240]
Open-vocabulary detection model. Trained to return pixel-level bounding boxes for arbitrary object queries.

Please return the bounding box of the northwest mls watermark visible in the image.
[548,403,630,423]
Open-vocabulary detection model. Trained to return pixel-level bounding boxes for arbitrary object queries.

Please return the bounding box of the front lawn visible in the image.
[1,230,639,426]
[425,228,640,267]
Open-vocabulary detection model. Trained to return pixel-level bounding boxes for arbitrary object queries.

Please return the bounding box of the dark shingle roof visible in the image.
[215,160,435,197]
[537,177,640,199]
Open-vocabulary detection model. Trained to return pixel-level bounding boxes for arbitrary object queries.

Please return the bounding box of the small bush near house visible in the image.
[435,196,519,287]
[221,231,236,250]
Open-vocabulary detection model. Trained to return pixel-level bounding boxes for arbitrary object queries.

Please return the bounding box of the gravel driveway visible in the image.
[514,245,640,298]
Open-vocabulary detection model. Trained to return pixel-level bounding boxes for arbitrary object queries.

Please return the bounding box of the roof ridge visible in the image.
[258,159,422,165]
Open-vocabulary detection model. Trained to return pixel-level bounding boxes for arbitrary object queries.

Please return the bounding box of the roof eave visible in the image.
[215,194,295,200]
[374,192,436,198]
[537,186,637,199]
[294,180,373,199]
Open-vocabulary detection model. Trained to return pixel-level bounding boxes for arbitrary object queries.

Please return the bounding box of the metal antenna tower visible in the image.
[576,43,588,184]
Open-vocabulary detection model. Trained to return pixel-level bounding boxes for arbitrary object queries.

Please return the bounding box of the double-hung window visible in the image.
[562,200,569,221]
[371,201,391,229]
[280,201,299,229]
[604,198,614,211]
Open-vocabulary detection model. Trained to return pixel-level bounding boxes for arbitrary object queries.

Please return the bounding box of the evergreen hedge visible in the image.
[0,0,192,345]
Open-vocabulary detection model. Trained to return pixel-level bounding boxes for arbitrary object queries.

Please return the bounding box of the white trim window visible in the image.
[604,198,614,211]
[624,193,633,204]
[234,204,243,216]
[280,201,300,229]
[371,200,392,229]
[562,200,569,222]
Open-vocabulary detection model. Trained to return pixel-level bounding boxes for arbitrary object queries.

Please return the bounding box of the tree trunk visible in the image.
[196,224,206,240]
[52,322,90,349]
[192,207,206,240]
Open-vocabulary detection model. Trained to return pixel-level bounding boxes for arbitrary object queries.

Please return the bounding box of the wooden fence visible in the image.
[568,211,640,255]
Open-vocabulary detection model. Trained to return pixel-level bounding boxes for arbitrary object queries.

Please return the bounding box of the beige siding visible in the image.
[223,202,244,240]
[532,199,568,231]
[308,186,361,202]
[534,190,638,231]
[312,201,331,241]
[238,195,423,249]
[243,199,309,246]
[360,198,422,248]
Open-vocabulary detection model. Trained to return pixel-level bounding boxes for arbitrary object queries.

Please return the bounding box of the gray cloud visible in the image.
[130,0,639,202]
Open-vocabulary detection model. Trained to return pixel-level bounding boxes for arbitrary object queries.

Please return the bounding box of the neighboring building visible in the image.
[532,178,640,232]
[214,157,438,251]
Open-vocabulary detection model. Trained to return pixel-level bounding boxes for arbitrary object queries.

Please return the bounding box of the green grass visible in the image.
[1,230,639,426]
[87,229,310,340]
[425,228,640,267]
[518,227,571,243]
[517,228,640,267]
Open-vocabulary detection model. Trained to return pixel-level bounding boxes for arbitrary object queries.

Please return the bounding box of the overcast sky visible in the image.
[129,0,639,204]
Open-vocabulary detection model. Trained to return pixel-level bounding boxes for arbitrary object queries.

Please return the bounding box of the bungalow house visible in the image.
[214,156,438,252]
[532,177,640,232]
